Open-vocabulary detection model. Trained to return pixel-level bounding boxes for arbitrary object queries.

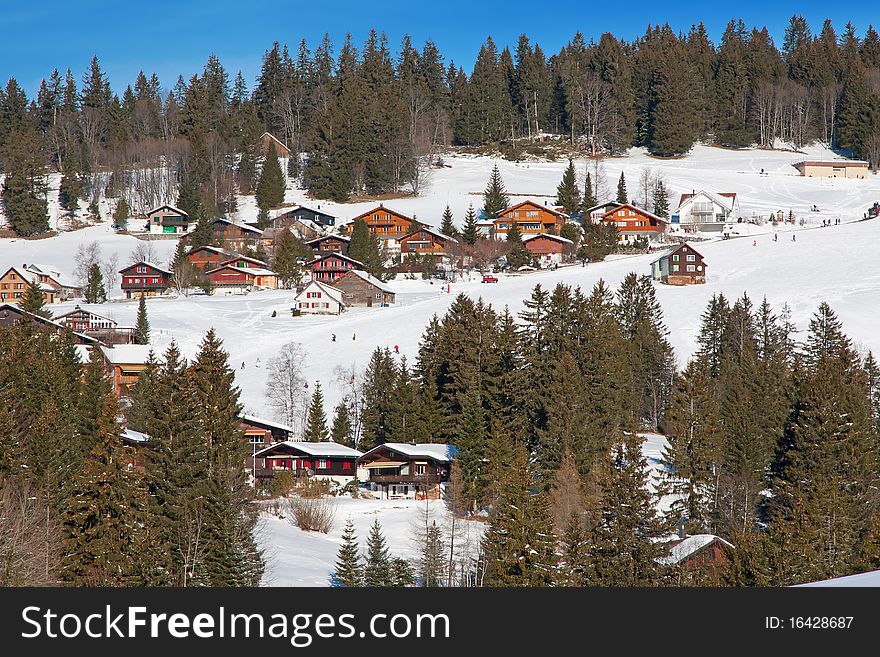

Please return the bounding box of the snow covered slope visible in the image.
[799,570,880,587]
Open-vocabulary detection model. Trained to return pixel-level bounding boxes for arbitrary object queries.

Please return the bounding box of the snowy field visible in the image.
[257,496,484,587]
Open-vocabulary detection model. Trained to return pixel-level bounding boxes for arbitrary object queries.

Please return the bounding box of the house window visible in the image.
[416,464,426,475]
[316,459,328,469]
[687,255,695,262]
[687,265,696,272]
[343,461,351,471]
[672,255,679,261]
[136,266,147,273]
[672,265,679,272]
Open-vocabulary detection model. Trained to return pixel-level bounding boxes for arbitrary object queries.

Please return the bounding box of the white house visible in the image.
[146,204,194,235]
[672,191,740,232]
[294,280,345,315]
[582,201,621,224]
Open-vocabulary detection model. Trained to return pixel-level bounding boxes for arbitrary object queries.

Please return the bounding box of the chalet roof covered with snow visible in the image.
[676,190,738,211]
[119,261,172,275]
[54,305,117,323]
[345,269,395,294]
[359,442,458,463]
[308,252,364,267]
[99,344,154,365]
[406,226,459,243]
[500,199,569,218]
[583,201,622,214]
[296,280,345,304]
[657,534,734,565]
[241,414,297,434]
[254,441,363,459]
[146,203,189,217]
[522,233,573,245]
[306,234,350,245]
[187,244,237,257]
[600,203,669,224]
[24,263,79,288]
[212,218,264,235]
[122,428,151,444]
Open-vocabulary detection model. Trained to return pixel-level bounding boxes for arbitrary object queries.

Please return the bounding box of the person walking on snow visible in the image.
[352,333,356,340]
[331,333,336,342]
[792,234,796,242]
[241,361,245,370]
[394,345,399,354]
[753,240,757,247]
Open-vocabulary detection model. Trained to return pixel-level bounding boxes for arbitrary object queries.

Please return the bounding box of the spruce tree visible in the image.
[304,382,329,441]
[390,557,416,586]
[559,512,590,586]
[330,402,353,446]
[580,170,597,214]
[134,295,150,344]
[332,519,364,586]
[113,198,130,230]
[348,217,385,279]
[273,229,309,288]
[482,164,509,219]
[84,263,107,303]
[1,126,49,235]
[19,281,49,317]
[256,141,286,212]
[439,204,458,237]
[419,521,446,587]
[616,171,628,204]
[364,519,393,586]
[461,204,479,245]
[652,179,670,218]
[556,158,581,216]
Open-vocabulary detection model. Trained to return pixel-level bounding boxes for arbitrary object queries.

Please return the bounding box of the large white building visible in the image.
[294,280,345,315]
[672,190,740,232]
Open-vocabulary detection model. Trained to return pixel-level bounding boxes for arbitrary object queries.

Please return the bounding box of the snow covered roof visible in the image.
[121,428,151,444]
[242,414,297,434]
[54,305,117,323]
[649,242,705,265]
[254,441,363,459]
[584,201,621,214]
[344,269,395,294]
[676,190,737,212]
[99,344,154,365]
[657,534,734,565]
[600,203,669,224]
[212,218,263,235]
[475,219,495,226]
[296,280,345,304]
[146,203,189,217]
[500,199,569,218]
[359,442,458,463]
[220,255,269,267]
[308,253,364,267]
[36,282,56,292]
[522,233,573,245]
[406,226,459,243]
[23,263,79,288]
[187,244,236,257]
[120,261,172,275]
[306,234,350,245]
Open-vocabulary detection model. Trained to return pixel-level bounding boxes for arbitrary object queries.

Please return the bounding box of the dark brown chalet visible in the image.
[119,261,171,298]
[209,218,263,251]
[0,303,98,345]
[344,205,417,246]
[272,204,336,228]
[399,226,458,257]
[358,443,457,499]
[186,245,238,271]
[650,243,707,285]
[306,234,350,255]
[308,252,363,284]
[240,415,297,475]
[334,270,395,307]
[260,131,291,158]
[253,441,363,484]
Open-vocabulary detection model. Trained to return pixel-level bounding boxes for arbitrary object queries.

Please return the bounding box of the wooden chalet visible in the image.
[100,344,154,396]
[272,204,336,228]
[344,205,417,246]
[308,253,363,284]
[119,261,171,299]
[334,270,395,307]
[0,266,56,304]
[23,263,81,300]
[493,200,567,238]
[306,234,350,255]
[260,131,291,159]
[210,218,263,251]
[400,226,458,257]
[253,441,363,485]
[358,443,457,499]
[294,280,345,315]
[240,415,297,474]
[54,305,135,345]
[600,203,668,242]
[146,204,192,235]
[205,264,278,294]
[0,303,99,345]
[658,534,734,569]
[650,243,707,285]
[186,245,239,271]
[522,233,574,267]
[582,201,621,224]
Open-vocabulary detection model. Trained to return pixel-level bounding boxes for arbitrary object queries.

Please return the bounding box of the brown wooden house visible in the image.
[522,233,574,267]
[210,218,263,251]
[100,344,154,396]
[600,203,668,243]
[240,415,297,475]
[272,204,336,228]
[205,264,278,293]
[186,245,238,271]
[343,205,417,246]
[146,204,192,235]
[260,131,291,158]
[306,234,350,255]
[493,200,567,238]
[253,441,363,485]
[308,253,363,284]
[23,263,81,300]
[119,261,171,298]
[650,243,707,285]
[400,226,458,257]
[0,303,99,345]
[334,270,395,307]
[358,443,457,499]
[0,266,56,304]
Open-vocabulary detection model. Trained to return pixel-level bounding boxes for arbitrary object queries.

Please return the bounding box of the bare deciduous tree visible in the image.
[265,342,309,432]
[0,479,61,586]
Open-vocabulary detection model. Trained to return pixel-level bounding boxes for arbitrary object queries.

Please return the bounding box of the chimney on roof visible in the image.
[677,517,687,540]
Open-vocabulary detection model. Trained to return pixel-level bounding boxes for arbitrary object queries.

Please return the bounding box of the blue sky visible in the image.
[2,1,878,97]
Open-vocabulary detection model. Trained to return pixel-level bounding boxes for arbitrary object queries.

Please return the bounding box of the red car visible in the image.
[482,274,498,283]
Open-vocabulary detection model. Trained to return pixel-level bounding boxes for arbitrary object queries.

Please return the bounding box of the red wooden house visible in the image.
[253,441,363,485]
[343,205,417,247]
[600,203,668,243]
[186,245,238,271]
[306,234,351,255]
[400,226,458,257]
[205,264,278,293]
[119,261,171,298]
[522,233,574,267]
[308,253,363,284]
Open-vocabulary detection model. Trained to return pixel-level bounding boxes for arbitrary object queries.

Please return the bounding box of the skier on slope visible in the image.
[394,345,399,354]
[331,333,336,342]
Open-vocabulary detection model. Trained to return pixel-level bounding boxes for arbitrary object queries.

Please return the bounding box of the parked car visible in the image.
[482,274,499,283]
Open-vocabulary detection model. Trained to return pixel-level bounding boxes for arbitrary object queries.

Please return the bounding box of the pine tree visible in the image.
[461,204,479,245]
[390,557,416,586]
[452,383,486,511]
[419,521,446,586]
[348,217,385,279]
[256,141,286,212]
[481,441,558,586]
[580,170,597,214]
[439,205,458,237]
[559,512,590,586]
[556,159,581,216]
[2,126,49,235]
[616,171,628,204]
[482,164,509,219]
[361,348,398,448]
[113,198,130,230]
[330,402,353,445]
[19,281,49,317]
[652,179,670,218]
[134,295,150,344]
[304,382,329,441]
[84,263,107,303]
[273,229,309,288]
[332,519,364,586]
[364,519,393,586]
